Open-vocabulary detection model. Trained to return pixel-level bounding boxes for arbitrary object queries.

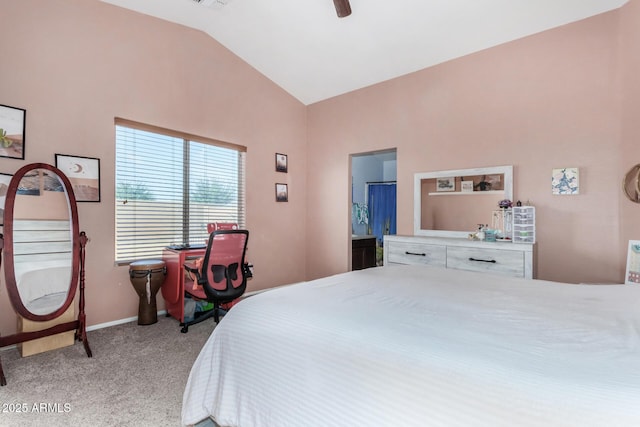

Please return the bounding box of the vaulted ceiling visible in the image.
[100,0,628,105]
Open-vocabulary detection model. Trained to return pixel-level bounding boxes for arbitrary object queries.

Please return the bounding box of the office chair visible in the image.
[182,229,250,333]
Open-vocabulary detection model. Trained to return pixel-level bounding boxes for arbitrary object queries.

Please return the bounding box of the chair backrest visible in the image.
[200,229,249,302]
[207,222,239,233]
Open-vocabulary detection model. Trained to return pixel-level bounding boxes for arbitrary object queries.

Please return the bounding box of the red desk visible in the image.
[161,247,205,323]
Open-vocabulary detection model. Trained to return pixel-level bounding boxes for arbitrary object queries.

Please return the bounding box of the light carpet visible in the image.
[0,314,217,427]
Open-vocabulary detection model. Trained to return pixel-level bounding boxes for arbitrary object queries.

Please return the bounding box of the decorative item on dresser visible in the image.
[383,235,536,279]
[512,206,536,244]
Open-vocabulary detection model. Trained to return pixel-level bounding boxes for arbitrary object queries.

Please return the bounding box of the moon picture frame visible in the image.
[55,154,101,202]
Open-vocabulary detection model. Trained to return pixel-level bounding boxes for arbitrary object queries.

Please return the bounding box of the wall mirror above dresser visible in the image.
[414,165,513,237]
[0,163,92,386]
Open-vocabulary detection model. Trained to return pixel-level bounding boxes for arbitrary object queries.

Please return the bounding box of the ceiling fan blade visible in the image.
[333,0,352,18]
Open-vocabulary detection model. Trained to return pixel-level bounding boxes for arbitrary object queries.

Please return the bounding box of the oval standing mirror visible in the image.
[3,163,80,321]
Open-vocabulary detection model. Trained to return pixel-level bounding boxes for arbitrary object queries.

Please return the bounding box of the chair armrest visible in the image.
[244,263,254,279]
[183,261,198,272]
[184,261,201,283]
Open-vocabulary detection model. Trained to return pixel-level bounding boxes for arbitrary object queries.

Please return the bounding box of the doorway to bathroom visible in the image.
[350,149,397,268]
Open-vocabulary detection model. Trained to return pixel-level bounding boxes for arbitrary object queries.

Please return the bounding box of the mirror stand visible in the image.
[0,232,92,386]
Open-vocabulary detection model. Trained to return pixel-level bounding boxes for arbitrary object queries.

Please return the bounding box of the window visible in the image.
[115,119,246,263]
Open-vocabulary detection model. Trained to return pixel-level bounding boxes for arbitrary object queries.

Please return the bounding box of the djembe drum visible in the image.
[129,259,167,325]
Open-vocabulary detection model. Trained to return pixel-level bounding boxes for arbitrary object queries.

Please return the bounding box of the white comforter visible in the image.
[182,264,640,427]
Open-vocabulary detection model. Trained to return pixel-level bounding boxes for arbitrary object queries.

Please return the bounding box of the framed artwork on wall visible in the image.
[0,104,26,160]
[276,153,288,173]
[552,167,579,195]
[625,240,640,285]
[436,177,455,192]
[55,154,101,202]
[275,183,288,202]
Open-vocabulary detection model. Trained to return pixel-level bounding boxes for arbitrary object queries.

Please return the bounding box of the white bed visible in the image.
[182,264,640,427]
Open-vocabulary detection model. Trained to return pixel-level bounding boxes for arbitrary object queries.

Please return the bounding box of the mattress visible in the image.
[182,264,640,427]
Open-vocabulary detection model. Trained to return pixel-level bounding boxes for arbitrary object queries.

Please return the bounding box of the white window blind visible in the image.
[115,120,246,263]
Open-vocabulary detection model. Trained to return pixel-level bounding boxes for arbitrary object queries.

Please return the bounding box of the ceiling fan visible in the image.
[333,0,352,18]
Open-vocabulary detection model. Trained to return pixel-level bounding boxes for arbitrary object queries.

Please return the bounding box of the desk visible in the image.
[161,247,206,323]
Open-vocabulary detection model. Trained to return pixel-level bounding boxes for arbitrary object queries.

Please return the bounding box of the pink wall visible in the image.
[0,0,307,334]
[620,1,640,247]
[1,0,639,336]
[307,8,627,283]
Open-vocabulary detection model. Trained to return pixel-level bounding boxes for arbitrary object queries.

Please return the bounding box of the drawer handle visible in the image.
[405,251,426,257]
[469,257,496,263]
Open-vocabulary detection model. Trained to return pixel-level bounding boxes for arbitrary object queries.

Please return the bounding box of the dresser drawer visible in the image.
[386,242,446,267]
[446,246,524,278]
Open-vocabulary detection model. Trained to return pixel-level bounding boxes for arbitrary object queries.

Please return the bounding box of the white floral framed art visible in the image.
[552,167,579,195]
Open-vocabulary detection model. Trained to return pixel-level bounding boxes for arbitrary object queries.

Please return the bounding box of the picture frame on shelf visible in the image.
[55,154,101,202]
[461,181,474,193]
[625,240,640,285]
[436,177,455,192]
[276,153,288,173]
[0,104,26,160]
[275,183,288,202]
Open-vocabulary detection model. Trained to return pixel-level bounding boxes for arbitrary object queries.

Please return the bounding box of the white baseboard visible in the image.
[243,284,292,298]
[1,310,169,352]
[86,310,168,331]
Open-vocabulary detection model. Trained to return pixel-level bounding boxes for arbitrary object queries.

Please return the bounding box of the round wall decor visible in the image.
[623,164,640,203]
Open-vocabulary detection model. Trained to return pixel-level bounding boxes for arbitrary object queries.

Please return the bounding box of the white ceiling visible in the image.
[100,0,627,105]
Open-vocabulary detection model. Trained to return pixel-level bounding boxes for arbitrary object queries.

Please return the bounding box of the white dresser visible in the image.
[383,235,536,279]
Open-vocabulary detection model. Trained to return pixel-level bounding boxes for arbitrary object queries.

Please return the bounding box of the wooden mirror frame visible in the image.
[0,163,91,386]
[4,163,80,321]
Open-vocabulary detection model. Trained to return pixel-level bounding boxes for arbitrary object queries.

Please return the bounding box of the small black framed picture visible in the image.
[276,153,288,173]
[275,183,288,202]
